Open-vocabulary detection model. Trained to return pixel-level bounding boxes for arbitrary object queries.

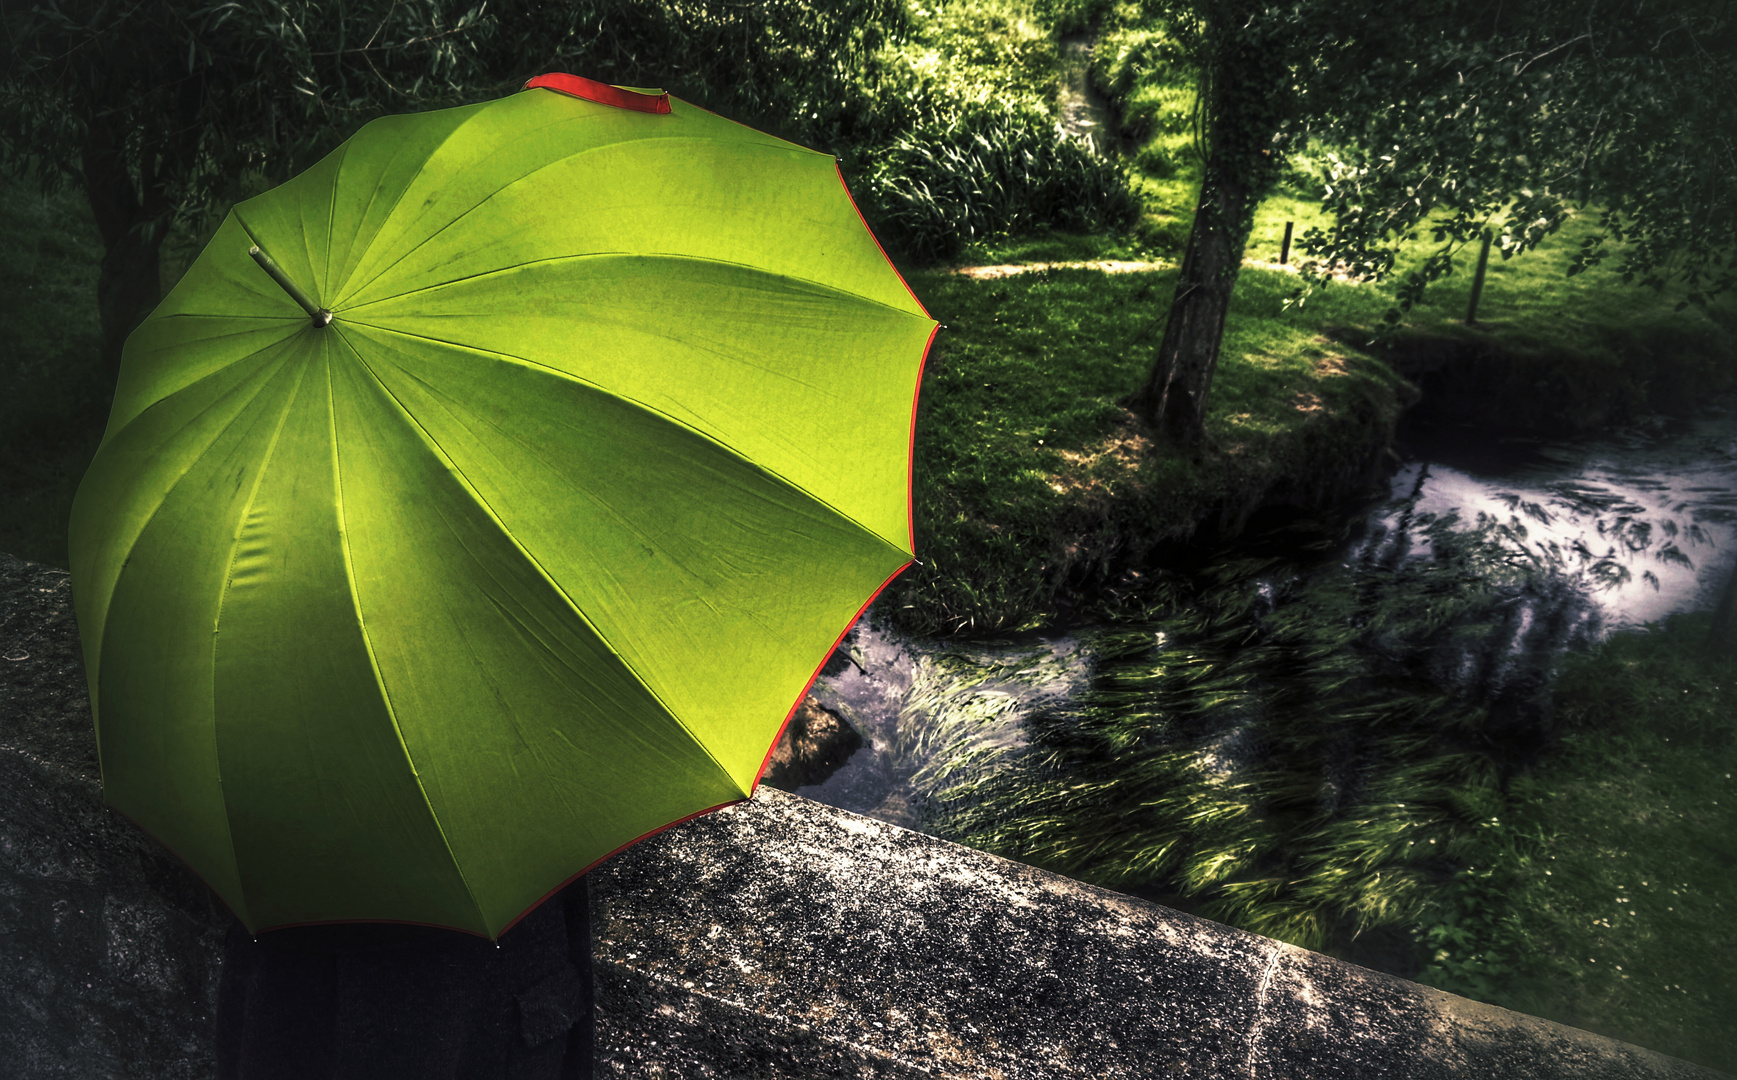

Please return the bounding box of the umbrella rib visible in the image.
[343,250,927,321]
[320,137,351,301]
[103,322,308,440]
[342,320,914,562]
[319,99,510,301]
[87,349,300,923]
[94,346,304,653]
[323,339,492,930]
[329,326,746,794]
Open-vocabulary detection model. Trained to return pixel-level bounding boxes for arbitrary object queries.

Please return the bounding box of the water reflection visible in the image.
[1383,403,1737,627]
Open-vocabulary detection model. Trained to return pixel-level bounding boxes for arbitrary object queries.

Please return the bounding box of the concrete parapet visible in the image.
[590,787,1725,1079]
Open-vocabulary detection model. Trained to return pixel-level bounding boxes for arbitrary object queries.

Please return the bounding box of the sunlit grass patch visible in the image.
[889,264,1412,634]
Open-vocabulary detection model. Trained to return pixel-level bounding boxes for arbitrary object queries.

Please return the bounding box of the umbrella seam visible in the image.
[340,321,919,563]
[321,136,351,300]
[331,327,749,801]
[336,135,822,309]
[324,336,492,932]
[208,352,314,927]
[89,344,301,716]
[156,312,311,323]
[322,100,497,301]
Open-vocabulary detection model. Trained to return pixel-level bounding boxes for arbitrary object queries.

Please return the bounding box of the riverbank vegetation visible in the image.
[886,211,1737,636]
[1419,612,1736,1066]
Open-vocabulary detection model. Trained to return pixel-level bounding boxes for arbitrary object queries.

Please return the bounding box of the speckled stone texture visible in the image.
[1,552,229,1078]
[588,789,1729,1080]
[3,551,1728,1079]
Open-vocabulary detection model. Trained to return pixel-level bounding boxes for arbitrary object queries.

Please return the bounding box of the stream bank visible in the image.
[1377,323,1737,436]
[1019,319,1737,628]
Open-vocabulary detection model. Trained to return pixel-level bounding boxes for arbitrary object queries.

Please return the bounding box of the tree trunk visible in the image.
[1709,557,1737,663]
[1128,151,1253,444]
[82,113,167,378]
[1127,1,1284,447]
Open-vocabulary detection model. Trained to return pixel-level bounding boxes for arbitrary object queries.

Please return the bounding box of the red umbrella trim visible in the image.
[524,73,672,114]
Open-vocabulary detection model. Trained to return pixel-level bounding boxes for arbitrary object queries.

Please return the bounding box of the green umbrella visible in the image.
[69,73,936,939]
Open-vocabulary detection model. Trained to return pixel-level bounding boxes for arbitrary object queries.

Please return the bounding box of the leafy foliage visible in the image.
[865,110,1140,262]
[1092,0,1736,439]
[1294,0,1737,325]
[0,0,909,229]
[844,0,1141,262]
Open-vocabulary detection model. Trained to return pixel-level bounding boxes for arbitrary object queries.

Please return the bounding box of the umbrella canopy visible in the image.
[69,74,936,938]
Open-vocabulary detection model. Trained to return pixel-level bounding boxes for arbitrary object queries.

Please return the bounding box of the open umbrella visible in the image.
[69,73,936,939]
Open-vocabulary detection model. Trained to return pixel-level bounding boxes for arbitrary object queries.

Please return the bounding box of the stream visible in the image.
[1058,33,1118,149]
[794,397,1737,831]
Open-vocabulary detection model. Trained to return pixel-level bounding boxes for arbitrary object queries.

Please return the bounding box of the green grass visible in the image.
[1418,614,1737,1073]
[890,262,1413,633]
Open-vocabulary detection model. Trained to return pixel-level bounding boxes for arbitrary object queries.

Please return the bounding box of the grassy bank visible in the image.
[887,264,1413,634]
[1420,614,1737,1071]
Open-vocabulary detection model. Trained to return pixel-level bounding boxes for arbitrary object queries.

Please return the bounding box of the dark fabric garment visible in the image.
[216,877,593,1080]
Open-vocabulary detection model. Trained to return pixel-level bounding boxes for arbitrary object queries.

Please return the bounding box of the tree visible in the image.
[0,0,905,375]
[1128,0,1736,445]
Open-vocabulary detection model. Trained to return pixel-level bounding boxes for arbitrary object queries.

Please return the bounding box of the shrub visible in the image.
[863,107,1141,263]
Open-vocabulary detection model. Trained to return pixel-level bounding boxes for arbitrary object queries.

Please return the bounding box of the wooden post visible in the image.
[1466,231,1493,325]
[1279,221,1293,265]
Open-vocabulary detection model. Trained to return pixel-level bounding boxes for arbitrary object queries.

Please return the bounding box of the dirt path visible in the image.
[951,259,1173,279]
[949,258,1346,279]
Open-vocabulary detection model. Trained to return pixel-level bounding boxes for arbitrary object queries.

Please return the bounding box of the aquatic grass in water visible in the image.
[805,620,1094,825]
[926,506,1601,954]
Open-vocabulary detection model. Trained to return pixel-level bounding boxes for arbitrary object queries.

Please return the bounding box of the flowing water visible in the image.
[1057,33,1118,149]
[795,397,1737,829]
[1379,407,1737,627]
